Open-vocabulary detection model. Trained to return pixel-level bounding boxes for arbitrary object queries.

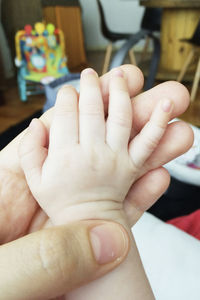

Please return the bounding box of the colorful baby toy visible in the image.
[15,22,69,101]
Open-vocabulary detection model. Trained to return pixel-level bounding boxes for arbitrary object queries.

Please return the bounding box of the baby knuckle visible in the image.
[109,112,131,128]
[79,103,102,116]
[145,136,159,151]
[58,85,77,98]
[150,120,166,132]
[56,107,76,118]
[85,148,103,170]
[55,102,77,116]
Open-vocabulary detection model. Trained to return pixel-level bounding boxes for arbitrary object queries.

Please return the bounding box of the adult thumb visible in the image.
[0,220,129,300]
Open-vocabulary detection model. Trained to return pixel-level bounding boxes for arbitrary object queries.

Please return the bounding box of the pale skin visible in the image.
[0,221,130,300]
[19,67,190,300]
[0,65,193,243]
[0,65,193,299]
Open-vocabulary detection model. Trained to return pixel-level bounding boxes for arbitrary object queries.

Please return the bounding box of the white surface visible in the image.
[165,161,200,186]
[174,122,200,165]
[132,212,200,300]
[165,121,200,186]
[79,0,144,50]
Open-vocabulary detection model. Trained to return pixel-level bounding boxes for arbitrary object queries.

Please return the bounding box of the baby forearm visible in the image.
[66,219,154,300]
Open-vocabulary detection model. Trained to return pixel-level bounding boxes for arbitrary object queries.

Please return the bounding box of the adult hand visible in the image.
[0,65,193,244]
[0,220,129,300]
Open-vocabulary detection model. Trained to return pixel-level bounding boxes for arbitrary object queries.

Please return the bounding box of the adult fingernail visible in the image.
[90,223,129,265]
[81,68,98,77]
[162,98,173,113]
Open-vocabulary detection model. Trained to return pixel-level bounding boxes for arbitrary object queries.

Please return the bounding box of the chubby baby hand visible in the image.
[19,68,173,226]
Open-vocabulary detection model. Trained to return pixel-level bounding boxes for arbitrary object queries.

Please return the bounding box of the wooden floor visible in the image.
[0,84,45,134]
[0,50,200,135]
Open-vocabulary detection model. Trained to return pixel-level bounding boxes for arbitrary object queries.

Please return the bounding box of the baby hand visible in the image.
[19,68,173,226]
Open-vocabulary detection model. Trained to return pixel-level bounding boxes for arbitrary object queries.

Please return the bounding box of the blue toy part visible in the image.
[17,66,27,101]
[18,77,27,101]
[31,54,46,70]
[47,35,57,49]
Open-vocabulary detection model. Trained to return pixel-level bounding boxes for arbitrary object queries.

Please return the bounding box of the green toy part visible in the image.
[47,23,55,35]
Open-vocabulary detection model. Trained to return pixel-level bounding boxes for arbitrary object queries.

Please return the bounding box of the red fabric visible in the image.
[167,209,200,240]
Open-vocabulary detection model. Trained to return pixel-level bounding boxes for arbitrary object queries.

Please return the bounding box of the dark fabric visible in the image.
[141,8,162,32]
[148,177,200,221]
[191,20,200,45]
[167,209,200,240]
[181,19,200,46]
[41,0,80,7]
[97,0,131,41]
[0,110,42,151]
[0,91,5,105]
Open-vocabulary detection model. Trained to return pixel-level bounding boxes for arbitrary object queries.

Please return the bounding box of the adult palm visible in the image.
[0,65,193,245]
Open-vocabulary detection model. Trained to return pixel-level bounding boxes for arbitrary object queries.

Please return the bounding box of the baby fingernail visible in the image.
[112,68,124,77]
[162,98,173,112]
[29,118,38,129]
[90,223,129,265]
[81,68,97,77]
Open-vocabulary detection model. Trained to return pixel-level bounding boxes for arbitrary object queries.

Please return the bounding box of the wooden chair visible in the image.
[97,0,135,74]
[138,8,162,64]
[109,8,162,91]
[177,20,200,102]
[97,0,162,75]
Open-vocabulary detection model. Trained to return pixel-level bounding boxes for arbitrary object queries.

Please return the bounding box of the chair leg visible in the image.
[191,56,200,102]
[138,36,150,64]
[144,36,160,91]
[177,49,195,82]
[128,49,137,66]
[102,43,112,75]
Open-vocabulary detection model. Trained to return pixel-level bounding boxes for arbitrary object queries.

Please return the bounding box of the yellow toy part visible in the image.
[35,22,45,35]
[56,29,66,57]
[15,22,69,101]
[15,30,25,62]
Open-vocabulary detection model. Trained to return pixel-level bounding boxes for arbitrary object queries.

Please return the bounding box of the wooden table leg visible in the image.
[128,48,137,66]
[160,8,200,72]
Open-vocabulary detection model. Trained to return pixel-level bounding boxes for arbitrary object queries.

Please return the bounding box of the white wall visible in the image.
[79,0,144,50]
